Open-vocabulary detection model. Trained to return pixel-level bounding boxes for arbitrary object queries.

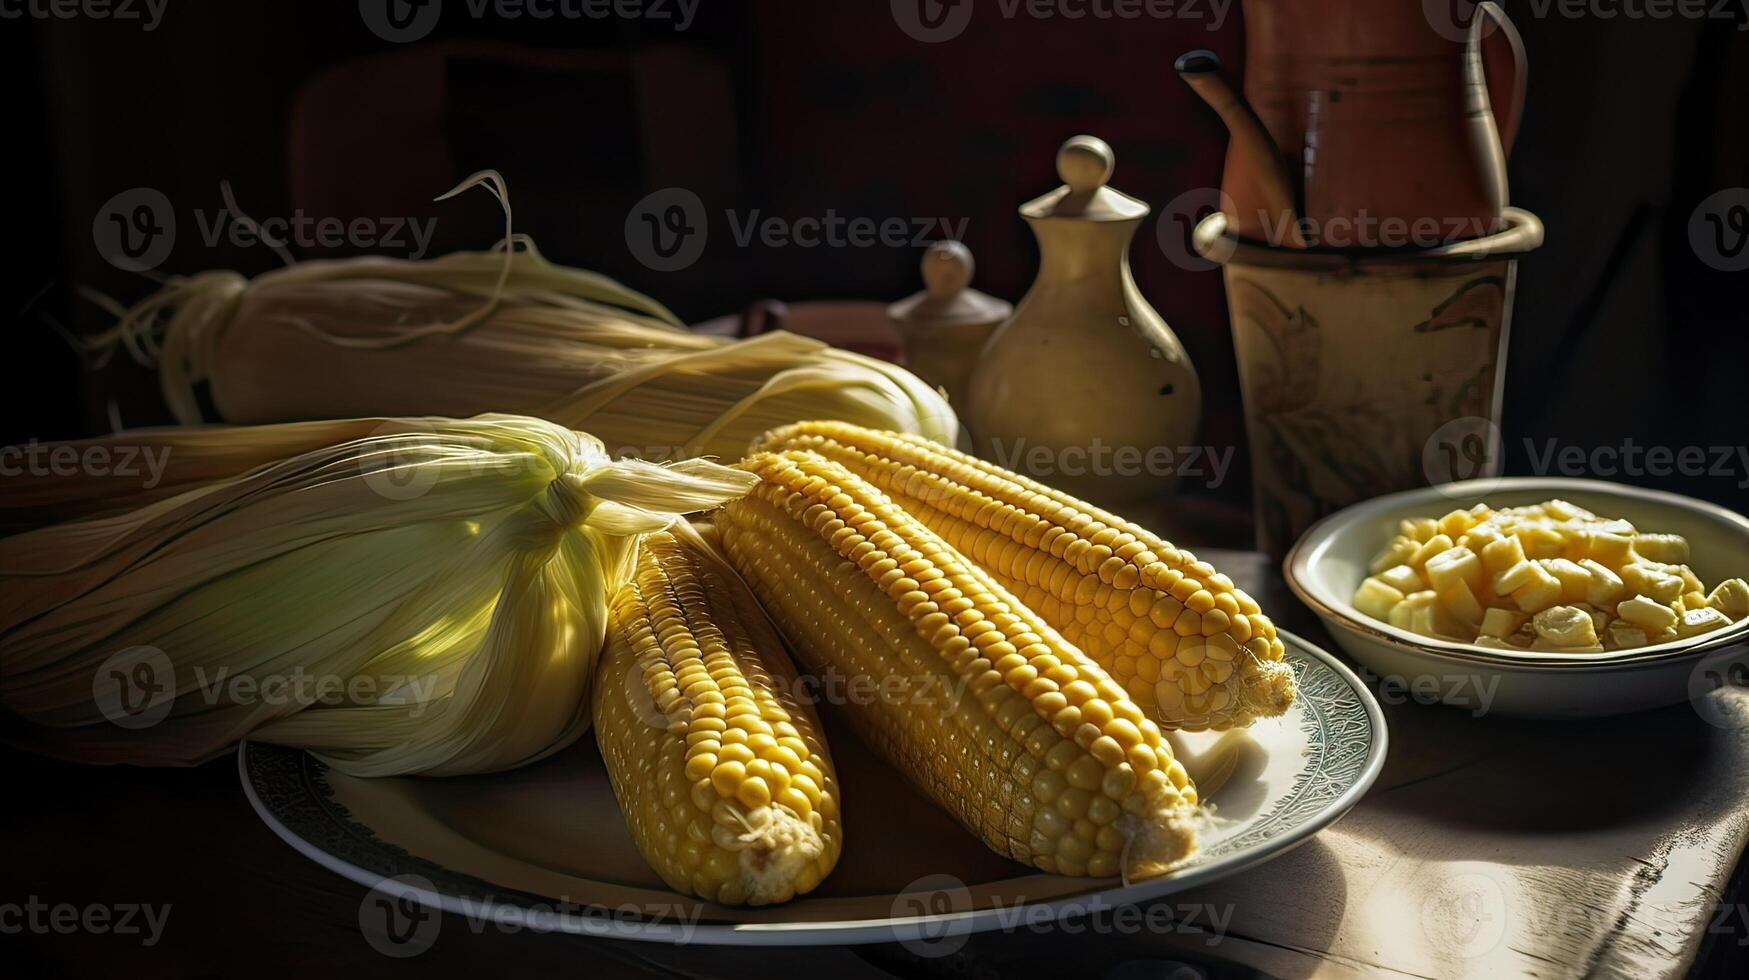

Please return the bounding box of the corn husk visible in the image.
[0,414,755,776]
[88,173,958,461]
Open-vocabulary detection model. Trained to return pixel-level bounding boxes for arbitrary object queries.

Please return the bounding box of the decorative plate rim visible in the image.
[240,629,1387,946]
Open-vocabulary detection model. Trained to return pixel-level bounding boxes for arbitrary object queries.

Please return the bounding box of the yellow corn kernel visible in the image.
[1438,580,1485,629]
[1511,564,1565,613]
[1377,564,1426,594]
[1578,559,1624,608]
[1608,622,1650,649]
[1437,509,1478,540]
[717,449,1200,879]
[1371,536,1420,575]
[1479,607,1525,638]
[751,422,1291,732]
[1709,578,1749,620]
[1582,532,1636,568]
[1633,533,1690,565]
[1676,606,1733,639]
[1532,605,1599,647]
[1408,534,1456,574]
[593,531,842,905]
[1543,558,1592,603]
[1481,535,1527,575]
[1400,517,1439,542]
[1621,563,1685,604]
[1425,546,1484,594]
[1353,578,1406,623]
[1518,524,1567,560]
[1616,595,1679,632]
[1491,560,1539,596]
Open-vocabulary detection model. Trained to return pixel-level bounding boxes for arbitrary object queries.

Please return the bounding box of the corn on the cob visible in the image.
[753,422,1293,731]
[88,173,956,461]
[0,415,756,776]
[594,530,841,905]
[716,450,1199,879]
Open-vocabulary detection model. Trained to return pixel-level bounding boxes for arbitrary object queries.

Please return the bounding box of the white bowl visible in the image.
[1285,477,1749,719]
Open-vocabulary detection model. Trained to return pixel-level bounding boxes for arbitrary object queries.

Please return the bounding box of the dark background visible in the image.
[2,0,1746,512]
[2,2,1748,977]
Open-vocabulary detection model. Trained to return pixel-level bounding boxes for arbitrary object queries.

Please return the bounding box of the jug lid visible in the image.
[887,240,1013,327]
[1019,135,1149,222]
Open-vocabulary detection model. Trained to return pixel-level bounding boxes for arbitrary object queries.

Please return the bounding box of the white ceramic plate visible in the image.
[1287,477,1749,718]
[241,632,1385,946]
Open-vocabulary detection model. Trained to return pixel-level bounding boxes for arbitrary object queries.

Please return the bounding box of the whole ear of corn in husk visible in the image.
[87,171,958,461]
[0,414,756,777]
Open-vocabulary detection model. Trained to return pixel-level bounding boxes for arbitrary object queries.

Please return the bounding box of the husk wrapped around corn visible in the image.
[0,414,754,776]
[88,174,956,462]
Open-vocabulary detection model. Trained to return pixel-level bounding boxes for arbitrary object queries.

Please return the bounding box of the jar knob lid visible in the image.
[1056,135,1115,195]
[921,240,975,300]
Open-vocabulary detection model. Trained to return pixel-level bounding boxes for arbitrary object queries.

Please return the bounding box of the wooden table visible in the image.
[9,550,1749,979]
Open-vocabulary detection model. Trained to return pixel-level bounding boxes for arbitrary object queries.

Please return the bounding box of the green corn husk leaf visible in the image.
[0,414,756,777]
[85,171,959,460]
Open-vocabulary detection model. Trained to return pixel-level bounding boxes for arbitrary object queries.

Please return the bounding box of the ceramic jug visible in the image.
[966,136,1202,508]
[1237,0,1526,242]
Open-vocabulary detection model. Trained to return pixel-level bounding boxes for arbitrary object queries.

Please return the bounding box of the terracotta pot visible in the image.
[1194,207,1543,556]
[1237,0,1526,242]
